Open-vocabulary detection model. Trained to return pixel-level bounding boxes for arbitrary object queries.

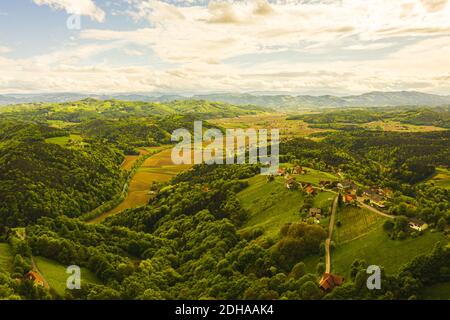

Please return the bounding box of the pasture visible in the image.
[238,174,334,240]
[45,134,83,147]
[34,256,100,297]
[332,226,446,276]
[292,167,339,186]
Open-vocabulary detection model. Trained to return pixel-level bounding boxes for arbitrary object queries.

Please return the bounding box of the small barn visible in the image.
[319,273,344,292]
[25,271,44,287]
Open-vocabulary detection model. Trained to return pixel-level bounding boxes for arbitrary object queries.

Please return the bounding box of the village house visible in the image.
[309,208,322,216]
[363,189,386,208]
[409,218,428,232]
[25,271,44,287]
[343,194,357,203]
[304,185,316,195]
[319,273,344,292]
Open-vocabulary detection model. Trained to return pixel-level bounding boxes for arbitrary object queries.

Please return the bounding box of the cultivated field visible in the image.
[93,147,194,223]
[363,121,447,132]
[209,114,330,138]
[333,206,386,244]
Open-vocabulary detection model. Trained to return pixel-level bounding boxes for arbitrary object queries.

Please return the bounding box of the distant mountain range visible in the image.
[1,91,450,109]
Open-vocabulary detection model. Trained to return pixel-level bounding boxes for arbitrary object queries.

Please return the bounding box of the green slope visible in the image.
[35,256,101,297]
[332,227,447,277]
[237,173,334,239]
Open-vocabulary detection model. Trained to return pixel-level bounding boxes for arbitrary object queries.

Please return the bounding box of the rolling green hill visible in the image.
[0,99,268,122]
[237,172,335,239]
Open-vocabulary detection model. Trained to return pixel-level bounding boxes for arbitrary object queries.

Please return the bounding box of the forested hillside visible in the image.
[0,121,124,226]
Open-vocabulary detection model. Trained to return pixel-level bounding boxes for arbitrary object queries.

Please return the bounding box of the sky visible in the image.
[0,0,450,95]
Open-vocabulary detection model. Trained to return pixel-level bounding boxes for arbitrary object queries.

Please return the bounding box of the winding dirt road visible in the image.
[357,199,395,219]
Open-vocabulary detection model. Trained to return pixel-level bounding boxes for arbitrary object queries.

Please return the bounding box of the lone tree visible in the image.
[437,217,447,231]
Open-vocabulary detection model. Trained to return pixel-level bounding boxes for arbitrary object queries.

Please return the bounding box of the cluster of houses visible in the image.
[274,167,318,195]
[362,188,390,209]
[277,166,308,176]
[285,177,317,195]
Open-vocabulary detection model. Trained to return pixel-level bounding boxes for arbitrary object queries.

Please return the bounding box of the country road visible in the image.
[325,195,339,274]
[357,199,395,219]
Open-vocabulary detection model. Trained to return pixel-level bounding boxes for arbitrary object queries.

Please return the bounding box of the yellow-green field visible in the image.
[92,147,194,223]
[35,256,100,297]
[209,114,330,138]
[333,206,386,244]
[0,242,14,273]
[363,121,447,132]
[45,134,83,146]
[426,167,450,189]
[332,225,447,276]
[290,167,339,186]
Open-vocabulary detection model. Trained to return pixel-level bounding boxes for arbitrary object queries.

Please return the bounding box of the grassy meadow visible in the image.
[332,226,446,276]
[45,134,83,147]
[238,175,304,239]
[34,256,100,297]
[237,172,335,240]
[333,206,387,244]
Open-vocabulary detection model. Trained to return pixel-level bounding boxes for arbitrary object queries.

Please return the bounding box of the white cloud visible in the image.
[123,48,145,56]
[32,0,105,22]
[0,46,11,54]
[88,0,450,64]
[2,0,450,94]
